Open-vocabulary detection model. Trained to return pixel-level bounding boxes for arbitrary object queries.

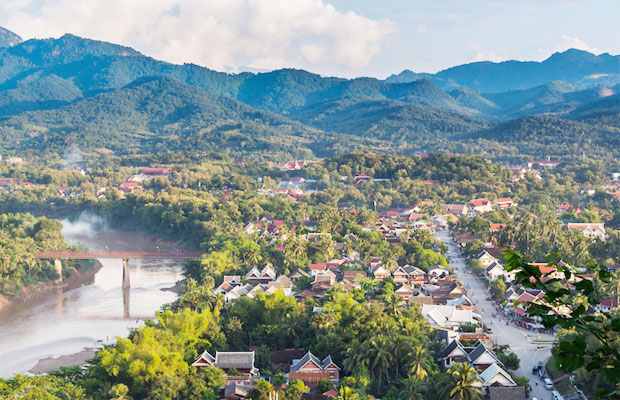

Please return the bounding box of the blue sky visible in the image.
[1,0,618,78]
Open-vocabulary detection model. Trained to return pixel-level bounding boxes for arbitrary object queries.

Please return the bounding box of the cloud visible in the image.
[468,44,506,63]
[555,34,600,54]
[0,0,394,75]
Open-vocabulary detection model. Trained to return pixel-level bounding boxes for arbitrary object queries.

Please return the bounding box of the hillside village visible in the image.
[1,153,619,399]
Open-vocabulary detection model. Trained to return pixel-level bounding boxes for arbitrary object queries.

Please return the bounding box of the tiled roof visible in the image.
[215,351,256,369]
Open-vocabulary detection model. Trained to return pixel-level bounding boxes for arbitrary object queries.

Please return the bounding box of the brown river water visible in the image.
[0,219,187,377]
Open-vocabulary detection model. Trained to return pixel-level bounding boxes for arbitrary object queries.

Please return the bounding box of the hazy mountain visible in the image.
[387,49,620,92]
[0,27,22,48]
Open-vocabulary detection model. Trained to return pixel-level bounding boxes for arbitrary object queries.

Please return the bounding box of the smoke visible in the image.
[62,145,83,169]
[61,212,108,239]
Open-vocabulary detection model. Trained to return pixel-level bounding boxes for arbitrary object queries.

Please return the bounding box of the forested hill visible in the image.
[0,75,393,159]
[0,30,618,162]
[387,49,620,92]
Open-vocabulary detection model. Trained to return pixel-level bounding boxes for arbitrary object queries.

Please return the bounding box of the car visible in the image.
[486,327,493,333]
[532,366,539,374]
[552,391,564,400]
[544,378,554,390]
[531,398,538,400]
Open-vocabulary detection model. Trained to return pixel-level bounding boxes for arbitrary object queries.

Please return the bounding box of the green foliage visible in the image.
[504,251,620,398]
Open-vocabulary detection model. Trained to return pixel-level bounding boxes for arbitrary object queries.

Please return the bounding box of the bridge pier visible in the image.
[53,259,63,281]
[122,258,130,289]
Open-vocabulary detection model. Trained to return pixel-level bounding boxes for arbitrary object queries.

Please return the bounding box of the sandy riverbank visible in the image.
[29,349,97,374]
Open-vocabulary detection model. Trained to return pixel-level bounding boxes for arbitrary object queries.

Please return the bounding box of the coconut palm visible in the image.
[384,291,405,316]
[447,362,483,400]
[399,376,426,400]
[366,335,394,393]
[407,345,430,380]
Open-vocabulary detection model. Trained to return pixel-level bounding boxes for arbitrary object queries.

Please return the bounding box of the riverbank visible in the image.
[29,348,97,374]
[0,261,102,314]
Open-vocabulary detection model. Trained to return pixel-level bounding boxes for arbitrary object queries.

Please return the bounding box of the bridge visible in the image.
[37,251,203,287]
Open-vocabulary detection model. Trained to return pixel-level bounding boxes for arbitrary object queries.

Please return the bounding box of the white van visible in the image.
[552,390,564,400]
[544,378,554,389]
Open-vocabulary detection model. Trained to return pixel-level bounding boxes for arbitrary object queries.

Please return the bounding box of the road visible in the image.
[435,230,556,400]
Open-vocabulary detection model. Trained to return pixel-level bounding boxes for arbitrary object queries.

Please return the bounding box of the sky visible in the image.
[0,0,618,78]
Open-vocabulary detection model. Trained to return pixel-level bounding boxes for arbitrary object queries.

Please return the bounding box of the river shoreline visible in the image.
[0,261,103,314]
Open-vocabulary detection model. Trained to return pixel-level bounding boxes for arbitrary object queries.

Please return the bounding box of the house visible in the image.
[439,339,502,372]
[192,351,259,386]
[312,270,337,294]
[527,160,562,169]
[290,269,311,283]
[439,339,469,368]
[489,223,507,232]
[479,363,516,387]
[596,297,619,313]
[467,341,502,371]
[289,352,340,389]
[246,264,277,284]
[488,386,526,400]
[444,204,469,217]
[428,266,450,279]
[476,248,503,266]
[467,198,493,215]
[567,223,607,239]
[393,265,426,284]
[371,265,390,281]
[485,261,515,282]
[493,198,514,209]
[342,270,367,282]
[421,304,477,329]
[395,284,414,301]
[270,348,307,371]
[309,263,328,276]
[225,284,253,302]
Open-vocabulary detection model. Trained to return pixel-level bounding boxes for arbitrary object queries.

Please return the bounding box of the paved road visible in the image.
[436,230,556,400]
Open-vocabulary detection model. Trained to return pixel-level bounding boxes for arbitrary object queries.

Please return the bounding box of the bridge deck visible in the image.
[37,251,203,259]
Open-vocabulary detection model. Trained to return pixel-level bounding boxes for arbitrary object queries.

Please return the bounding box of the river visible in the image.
[0,221,187,378]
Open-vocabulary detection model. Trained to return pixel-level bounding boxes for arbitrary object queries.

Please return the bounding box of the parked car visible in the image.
[552,390,564,400]
[544,378,554,390]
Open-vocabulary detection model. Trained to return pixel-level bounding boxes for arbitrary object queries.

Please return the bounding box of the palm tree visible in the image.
[447,362,483,400]
[343,339,366,373]
[407,345,430,380]
[366,335,394,393]
[399,376,426,400]
[384,292,405,316]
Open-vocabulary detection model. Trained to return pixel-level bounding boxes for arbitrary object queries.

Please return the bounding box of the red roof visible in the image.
[323,390,338,396]
[310,263,327,271]
[601,298,619,308]
[469,198,491,207]
[495,197,512,203]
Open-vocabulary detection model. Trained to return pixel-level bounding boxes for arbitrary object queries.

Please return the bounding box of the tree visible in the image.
[109,384,133,400]
[504,251,620,398]
[286,379,310,400]
[489,279,506,300]
[407,346,430,381]
[447,363,483,400]
[316,379,334,393]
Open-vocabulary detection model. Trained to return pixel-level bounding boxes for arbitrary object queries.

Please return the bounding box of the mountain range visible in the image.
[0,26,618,161]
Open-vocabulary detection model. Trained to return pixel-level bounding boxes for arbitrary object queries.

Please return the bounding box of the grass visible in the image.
[545,357,562,380]
[555,378,576,396]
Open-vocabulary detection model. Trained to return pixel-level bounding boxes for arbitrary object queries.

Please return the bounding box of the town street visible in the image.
[435,230,555,400]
